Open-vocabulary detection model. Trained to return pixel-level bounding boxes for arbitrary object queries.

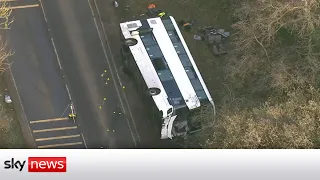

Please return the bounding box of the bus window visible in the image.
[146,45,163,58]
[157,70,174,81]
[184,66,196,79]
[140,34,156,46]
[173,42,186,54]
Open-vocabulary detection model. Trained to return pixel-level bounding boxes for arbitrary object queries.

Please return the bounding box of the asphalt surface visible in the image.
[7,0,182,149]
[6,0,86,149]
[40,0,142,148]
[39,0,183,148]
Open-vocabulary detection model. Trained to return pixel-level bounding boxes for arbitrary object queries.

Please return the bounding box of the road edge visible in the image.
[4,65,36,148]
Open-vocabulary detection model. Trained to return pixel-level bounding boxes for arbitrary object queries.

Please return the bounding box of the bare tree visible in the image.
[0,36,12,74]
[0,2,13,29]
[0,2,13,73]
[188,85,320,149]
[187,0,320,148]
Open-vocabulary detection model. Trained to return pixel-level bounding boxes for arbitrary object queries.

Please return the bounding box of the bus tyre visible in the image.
[124,38,138,46]
[148,88,161,96]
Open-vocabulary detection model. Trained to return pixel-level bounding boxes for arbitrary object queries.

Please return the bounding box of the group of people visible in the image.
[147,3,166,18]
[147,4,193,31]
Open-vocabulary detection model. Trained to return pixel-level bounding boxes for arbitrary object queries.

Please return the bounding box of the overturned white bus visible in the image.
[120,16,215,140]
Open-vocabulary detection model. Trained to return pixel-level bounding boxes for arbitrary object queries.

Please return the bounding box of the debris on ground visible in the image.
[193,35,202,41]
[178,20,195,32]
[196,26,230,56]
[4,95,12,104]
[113,0,119,8]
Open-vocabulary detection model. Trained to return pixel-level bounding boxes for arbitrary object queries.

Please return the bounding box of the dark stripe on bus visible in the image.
[161,18,209,102]
[138,25,186,109]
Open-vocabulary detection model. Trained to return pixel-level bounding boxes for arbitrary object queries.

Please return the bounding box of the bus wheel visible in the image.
[148,88,161,96]
[124,38,138,46]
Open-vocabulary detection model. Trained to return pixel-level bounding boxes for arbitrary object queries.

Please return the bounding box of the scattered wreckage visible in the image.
[194,26,230,56]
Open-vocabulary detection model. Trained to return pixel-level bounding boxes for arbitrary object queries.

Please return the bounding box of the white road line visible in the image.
[38,142,83,149]
[39,1,62,70]
[87,0,140,146]
[92,0,141,143]
[65,84,72,101]
[35,134,81,141]
[81,133,88,148]
[38,0,71,101]
[38,0,47,22]
[50,37,62,70]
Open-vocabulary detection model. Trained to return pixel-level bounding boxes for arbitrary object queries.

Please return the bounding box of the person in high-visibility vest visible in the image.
[68,104,76,119]
[158,11,166,18]
[68,113,76,118]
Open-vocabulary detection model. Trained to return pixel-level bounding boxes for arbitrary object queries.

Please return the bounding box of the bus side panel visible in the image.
[123,50,163,130]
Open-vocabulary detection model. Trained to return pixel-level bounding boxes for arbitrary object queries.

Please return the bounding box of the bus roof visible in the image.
[120,16,214,118]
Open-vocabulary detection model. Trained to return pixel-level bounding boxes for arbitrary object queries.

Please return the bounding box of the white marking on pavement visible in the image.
[81,133,88,148]
[50,37,62,70]
[35,134,80,141]
[65,84,72,101]
[33,126,78,133]
[39,0,72,101]
[87,0,140,146]
[38,142,83,149]
[38,0,47,22]
[30,117,69,124]
[10,4,39,10]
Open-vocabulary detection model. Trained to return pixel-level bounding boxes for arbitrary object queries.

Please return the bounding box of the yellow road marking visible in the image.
[33,126,77,133]
[38,142,83,149]
[35,134,81,142]
[9,4,39,10]
[30,117,69,124]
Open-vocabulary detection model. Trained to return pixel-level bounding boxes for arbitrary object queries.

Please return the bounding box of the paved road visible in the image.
[39,0,184,148]
[40,0,144,148]
[8,0,182,148]
[6,0,86,148]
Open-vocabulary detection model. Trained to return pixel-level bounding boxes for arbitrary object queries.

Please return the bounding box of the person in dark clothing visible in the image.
[178,20,193,32]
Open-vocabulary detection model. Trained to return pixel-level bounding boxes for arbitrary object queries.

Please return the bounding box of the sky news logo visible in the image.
[3,157,66,172]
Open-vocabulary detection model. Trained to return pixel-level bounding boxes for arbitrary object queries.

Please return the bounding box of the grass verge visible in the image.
[0,74,25,148]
